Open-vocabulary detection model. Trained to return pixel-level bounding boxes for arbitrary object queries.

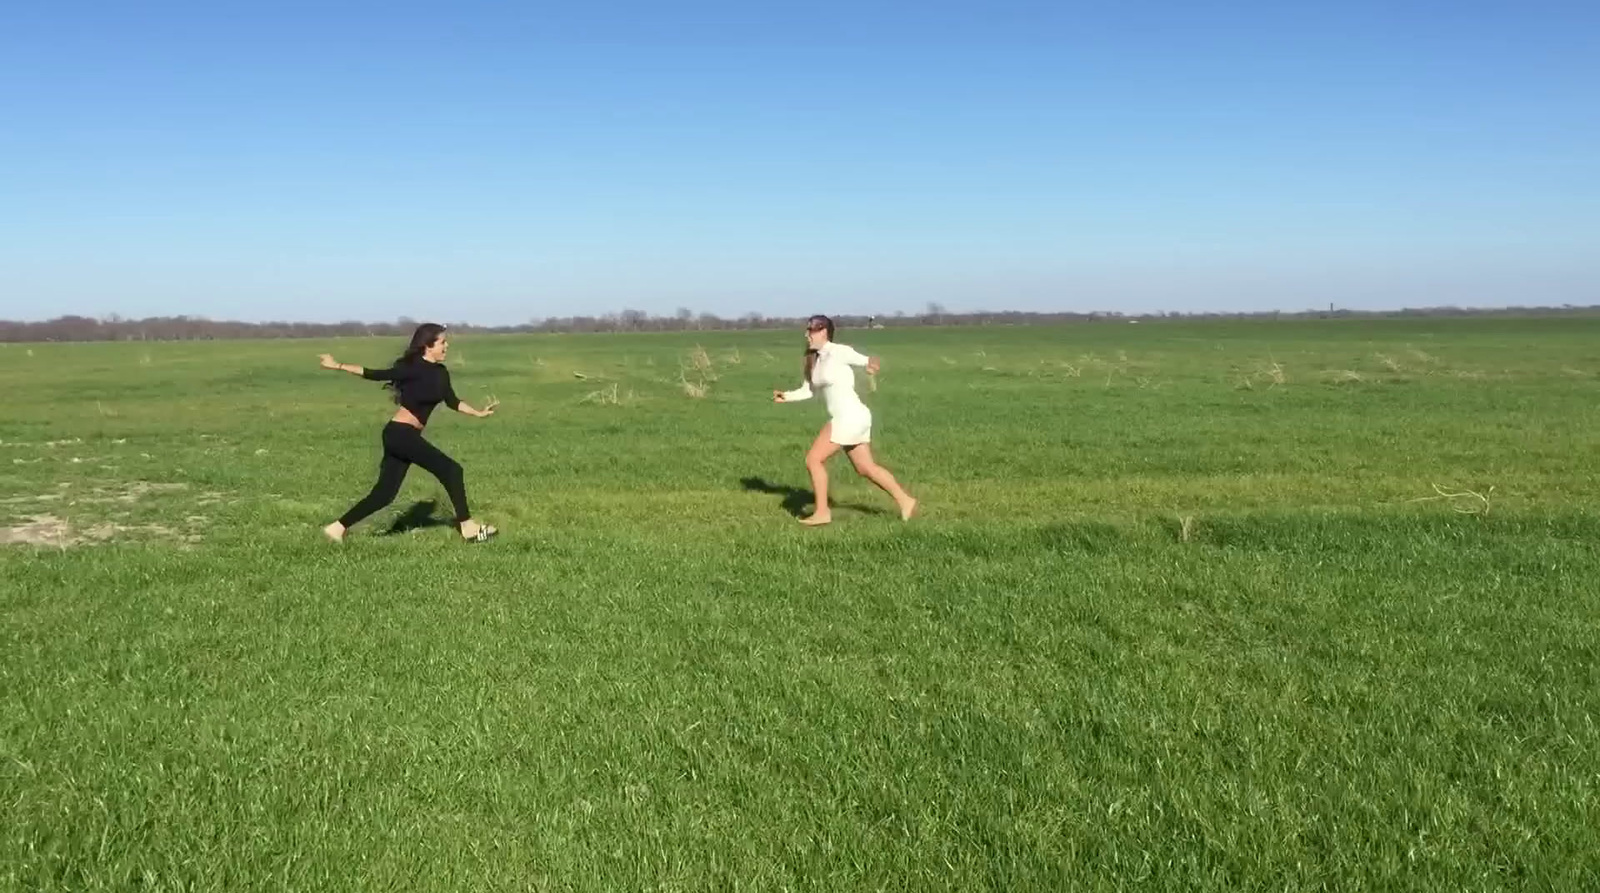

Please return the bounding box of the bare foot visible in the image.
[899,498,918,521]
[322,522,345,543]
[798,514,832,526]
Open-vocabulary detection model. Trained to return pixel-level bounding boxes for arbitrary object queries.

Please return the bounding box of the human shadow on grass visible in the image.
[382,500,456,535]
[738,477,887,519]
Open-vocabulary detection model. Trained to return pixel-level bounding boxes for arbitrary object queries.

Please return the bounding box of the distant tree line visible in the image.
[4,304,1600,343]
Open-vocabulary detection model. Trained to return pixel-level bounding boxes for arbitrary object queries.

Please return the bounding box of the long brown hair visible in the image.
[802,314,834,381]
[387,322,446,403]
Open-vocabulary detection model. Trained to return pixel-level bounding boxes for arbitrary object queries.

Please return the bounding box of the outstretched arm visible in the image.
[441,371,496,417]
[773,382,813,403]
[319,354,422,382]
[835,345,880,374]
[319,354,372,377]
[455,397,499,418]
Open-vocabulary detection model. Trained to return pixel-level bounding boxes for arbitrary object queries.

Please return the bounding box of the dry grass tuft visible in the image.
[1406,483,1494,516]
[1239,360,1287,390]
[678,345,717,398]
[1068,350,1159,387]
[687,345,717,378]
[1038,359,1084,378]
[579,383,635,406]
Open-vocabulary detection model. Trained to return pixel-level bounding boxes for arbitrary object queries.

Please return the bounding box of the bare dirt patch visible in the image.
[1,481,212,548]
[0,515,75,547]
[0,493,64,506]
[1,514,203,548]
[98,481,189,503]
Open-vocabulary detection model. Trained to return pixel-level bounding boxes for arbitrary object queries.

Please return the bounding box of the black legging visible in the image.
[338,422,471,528]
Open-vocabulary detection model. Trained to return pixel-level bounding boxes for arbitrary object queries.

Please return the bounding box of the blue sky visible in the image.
[1,1,1595,324]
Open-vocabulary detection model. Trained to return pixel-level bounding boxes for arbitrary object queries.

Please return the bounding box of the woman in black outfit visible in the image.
[318,322,499,543]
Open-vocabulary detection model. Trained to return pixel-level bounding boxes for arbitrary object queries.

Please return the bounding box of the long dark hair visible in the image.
[387,322,446,402]
[803,314,835,382]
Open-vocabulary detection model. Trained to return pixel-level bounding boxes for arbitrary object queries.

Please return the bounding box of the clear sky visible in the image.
[1,1,1596,324]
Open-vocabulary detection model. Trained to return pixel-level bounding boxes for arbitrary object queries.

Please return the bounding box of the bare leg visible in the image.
[846,444,917,520]
[801,424,842,525]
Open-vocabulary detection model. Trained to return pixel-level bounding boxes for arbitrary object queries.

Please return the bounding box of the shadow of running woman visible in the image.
[382,499,458,535]
[739,476,886,519]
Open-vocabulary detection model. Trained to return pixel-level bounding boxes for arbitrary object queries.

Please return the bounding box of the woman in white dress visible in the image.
[773,315,918,525]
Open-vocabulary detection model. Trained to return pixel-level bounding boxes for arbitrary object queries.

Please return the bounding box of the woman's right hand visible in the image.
[772,390,786,403]
[319,354,339,370]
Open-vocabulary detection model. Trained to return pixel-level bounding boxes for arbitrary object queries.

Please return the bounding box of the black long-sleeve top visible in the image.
[362,359,461,426]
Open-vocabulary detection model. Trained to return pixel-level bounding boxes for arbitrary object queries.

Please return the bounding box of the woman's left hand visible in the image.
[865,357,881,375]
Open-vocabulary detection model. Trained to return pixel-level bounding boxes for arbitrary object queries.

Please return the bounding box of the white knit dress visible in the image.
[780,342,874,445]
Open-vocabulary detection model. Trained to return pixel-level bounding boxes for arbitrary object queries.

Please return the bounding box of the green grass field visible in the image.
[4,317,1599,890]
